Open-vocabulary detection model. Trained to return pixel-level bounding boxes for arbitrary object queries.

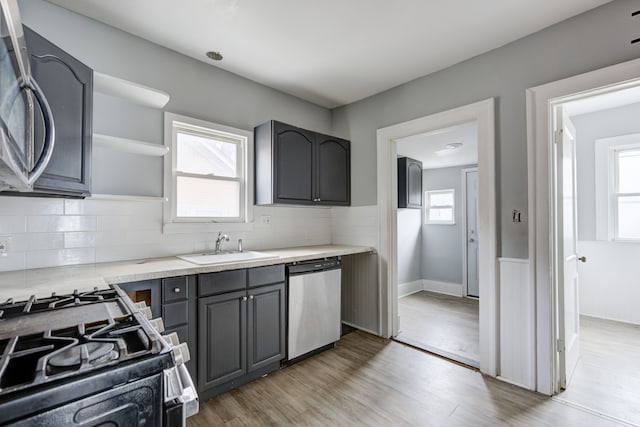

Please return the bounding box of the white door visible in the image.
[556,107,580,390]
[465,170,479,298]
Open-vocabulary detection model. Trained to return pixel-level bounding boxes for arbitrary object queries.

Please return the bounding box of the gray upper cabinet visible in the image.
[398,156,423,209]
[254,120,350,206]
[24,26,92,197]
[316,134,350,206]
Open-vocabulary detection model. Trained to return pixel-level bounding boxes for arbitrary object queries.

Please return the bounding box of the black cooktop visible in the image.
[0,286,172,399]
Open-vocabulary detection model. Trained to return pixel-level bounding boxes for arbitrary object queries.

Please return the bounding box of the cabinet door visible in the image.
[407,158,423,208]
[25,27,92,197]
[273,122,315,204]
[198,290,247,392]
[247,283,285,372]
[315,134,350,205]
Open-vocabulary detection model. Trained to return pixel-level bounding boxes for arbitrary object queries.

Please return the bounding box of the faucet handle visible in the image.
[238,238,243,253]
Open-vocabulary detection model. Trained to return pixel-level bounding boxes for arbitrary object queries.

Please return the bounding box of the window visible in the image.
[164,113,252,230]
[425,189,455,224]
[613,148,640,240]
[595,134,640,241]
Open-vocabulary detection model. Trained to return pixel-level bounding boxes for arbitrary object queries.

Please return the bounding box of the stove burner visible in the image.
[49,342,118,368]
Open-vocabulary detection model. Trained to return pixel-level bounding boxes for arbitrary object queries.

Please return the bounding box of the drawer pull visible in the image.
[249,295,254,300]
[174,287,181,293]
[242,296,248,301]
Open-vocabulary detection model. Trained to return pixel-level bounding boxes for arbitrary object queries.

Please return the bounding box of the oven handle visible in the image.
[26,75,55,186]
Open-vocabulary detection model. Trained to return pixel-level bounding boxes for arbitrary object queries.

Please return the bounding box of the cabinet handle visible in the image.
[242,296,248,301]
[173,287,181,293]
[249,295,254,300]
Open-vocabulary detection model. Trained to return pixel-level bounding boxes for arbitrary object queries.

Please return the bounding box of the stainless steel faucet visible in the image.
[214,232,229,253]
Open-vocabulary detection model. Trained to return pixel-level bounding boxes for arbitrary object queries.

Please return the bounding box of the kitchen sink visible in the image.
[177,251,279,265]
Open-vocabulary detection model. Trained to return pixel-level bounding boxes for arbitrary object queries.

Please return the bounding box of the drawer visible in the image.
[248,264,284,288]
[162,300,188,329]
[198,269,246,296]
[163,277,188,303]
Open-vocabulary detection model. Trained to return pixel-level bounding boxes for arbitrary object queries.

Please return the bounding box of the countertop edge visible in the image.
[0,245,375,300]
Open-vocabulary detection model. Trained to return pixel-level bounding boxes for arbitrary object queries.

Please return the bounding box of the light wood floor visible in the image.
[188,331,624,426]
[396,291,479,366]
[557,315,640,425]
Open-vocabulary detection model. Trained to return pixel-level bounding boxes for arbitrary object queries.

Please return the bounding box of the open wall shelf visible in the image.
[93,133,169,157]
[94,72,170,109]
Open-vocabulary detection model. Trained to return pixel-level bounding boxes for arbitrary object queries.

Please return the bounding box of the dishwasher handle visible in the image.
[286,258,341,276]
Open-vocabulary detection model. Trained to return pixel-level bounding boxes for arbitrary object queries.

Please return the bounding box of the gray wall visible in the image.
[573,102,640,241]
[331,0,640,258]
[422,165,476,284]
[396,208,422,284]
[19,0,331,196]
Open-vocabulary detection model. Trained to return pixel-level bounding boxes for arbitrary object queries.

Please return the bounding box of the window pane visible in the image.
[177,131,238,177]
[617,195,640,239]
[177,176,239,218]
[618,149,640,193]
[428,208,453,222]
[429,192,454,207]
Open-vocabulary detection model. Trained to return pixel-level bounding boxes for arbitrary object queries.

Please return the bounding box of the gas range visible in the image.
[0,286,197,426]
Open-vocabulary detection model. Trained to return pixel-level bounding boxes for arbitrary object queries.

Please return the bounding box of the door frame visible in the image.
[526,57,640,395]
[462,167,479,298]
[376,98,498,376]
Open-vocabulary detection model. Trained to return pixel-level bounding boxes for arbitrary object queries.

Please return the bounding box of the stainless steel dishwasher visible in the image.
[286,257,341,361]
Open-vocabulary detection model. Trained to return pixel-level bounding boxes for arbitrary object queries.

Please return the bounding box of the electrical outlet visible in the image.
[260,215,271,225]
[0,236,10,257]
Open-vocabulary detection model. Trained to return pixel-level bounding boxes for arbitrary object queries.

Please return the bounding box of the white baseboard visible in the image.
[422,280,463,297]
[398,280,424,297]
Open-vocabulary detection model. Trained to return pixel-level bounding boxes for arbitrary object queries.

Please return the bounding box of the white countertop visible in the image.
[0,244,374,300]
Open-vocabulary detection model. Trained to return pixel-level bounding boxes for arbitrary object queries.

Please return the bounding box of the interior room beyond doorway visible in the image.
[394,122,479,367]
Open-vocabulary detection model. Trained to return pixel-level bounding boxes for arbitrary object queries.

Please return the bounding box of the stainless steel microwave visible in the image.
[0,0,54,192]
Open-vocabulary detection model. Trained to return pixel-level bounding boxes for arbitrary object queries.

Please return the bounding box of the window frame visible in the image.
[424,188,456,225]
[163,112,253,233]
[594,133,640,242]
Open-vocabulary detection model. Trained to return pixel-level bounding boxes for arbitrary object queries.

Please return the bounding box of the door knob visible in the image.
[578,256,587,263]
[469,238,475,243]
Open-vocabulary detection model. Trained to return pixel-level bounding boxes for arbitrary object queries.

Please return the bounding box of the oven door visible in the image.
[0,0,55,192]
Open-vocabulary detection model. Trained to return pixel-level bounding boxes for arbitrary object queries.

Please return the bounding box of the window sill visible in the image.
[163,221,254,234]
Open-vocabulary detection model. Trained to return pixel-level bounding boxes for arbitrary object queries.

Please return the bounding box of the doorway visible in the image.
[376,98,498,376]
[527,56,640,406]
[394,123,480,367]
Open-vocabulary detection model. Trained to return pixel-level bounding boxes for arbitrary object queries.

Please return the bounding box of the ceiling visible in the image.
[396,122,478,169]
[564,86,640,117]
[48,0,612,109]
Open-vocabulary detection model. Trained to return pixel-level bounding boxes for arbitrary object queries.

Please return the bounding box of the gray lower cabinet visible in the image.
[197,265,285,400]
[198,290,247,391]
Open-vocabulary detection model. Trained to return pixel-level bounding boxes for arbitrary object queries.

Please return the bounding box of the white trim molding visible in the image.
[526,57,640,395]
[376,98,498,377]
[422,280,463,297]
[398,280,424,298]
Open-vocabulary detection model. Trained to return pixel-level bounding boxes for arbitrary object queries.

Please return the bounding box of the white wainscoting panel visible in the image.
[498,257,535,390]
[422,279,463,297]
[578,240,640,325]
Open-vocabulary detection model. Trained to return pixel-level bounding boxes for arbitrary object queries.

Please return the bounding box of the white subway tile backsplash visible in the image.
[0,197,64,215]
[28,233,65,250]
[0,216,27,233]
[26,248,95,269]
[27,216,97,233]
[0,252,26,272]
[64,232,97,249]
[0,199,373,272]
